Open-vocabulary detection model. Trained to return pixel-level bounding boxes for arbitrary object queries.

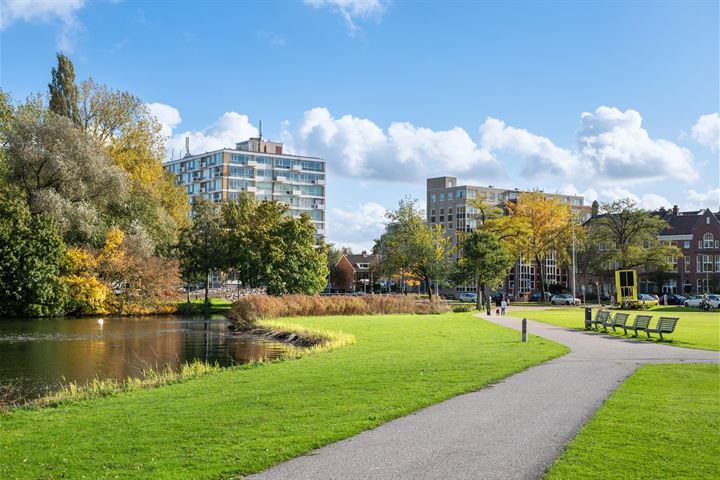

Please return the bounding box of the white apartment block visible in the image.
[164,138,326,237]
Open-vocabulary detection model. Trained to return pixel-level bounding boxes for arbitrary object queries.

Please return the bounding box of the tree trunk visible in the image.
[204,271,210,305]
[186,284,190,303]
[425,275,433,301]
[476,277,483,310]
[536,255,546,297]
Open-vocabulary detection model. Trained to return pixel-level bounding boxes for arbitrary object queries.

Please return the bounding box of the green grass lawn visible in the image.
[545,364,720,479]
[516,307,720,351]
[0,312,566,480]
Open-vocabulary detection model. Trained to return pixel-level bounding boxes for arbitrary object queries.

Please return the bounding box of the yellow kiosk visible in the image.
[615,270,637,306]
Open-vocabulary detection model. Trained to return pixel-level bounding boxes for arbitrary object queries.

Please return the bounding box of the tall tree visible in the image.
[505,191,573,295]
[4,106,128,246]
[589,198,680,270]
[48,53,79,124]
[177,199,224,304]
[0,185,68,317]
[375,199,453,300]
[454,230,514,310]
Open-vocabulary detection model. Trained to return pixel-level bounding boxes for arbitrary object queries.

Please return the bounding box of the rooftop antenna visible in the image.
[171,148,175,160]
[258,120,263,142]
[185,137,190,157]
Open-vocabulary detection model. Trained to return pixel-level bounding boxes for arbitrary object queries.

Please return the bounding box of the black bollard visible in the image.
[486,296,491,316]
[521,318,527,342]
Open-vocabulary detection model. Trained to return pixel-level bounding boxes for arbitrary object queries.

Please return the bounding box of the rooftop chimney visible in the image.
[672,205,679,216]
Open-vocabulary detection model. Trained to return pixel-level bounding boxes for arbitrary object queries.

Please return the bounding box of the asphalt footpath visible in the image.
[247,310,719,480]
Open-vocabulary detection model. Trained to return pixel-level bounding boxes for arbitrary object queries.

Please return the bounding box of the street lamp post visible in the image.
[571,214,577,303]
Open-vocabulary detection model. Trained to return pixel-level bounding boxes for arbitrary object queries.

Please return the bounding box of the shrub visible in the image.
[452,303,475,313]
[227,294,447,327]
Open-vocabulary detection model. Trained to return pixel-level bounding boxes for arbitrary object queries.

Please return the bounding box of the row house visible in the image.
[331,251,379,293]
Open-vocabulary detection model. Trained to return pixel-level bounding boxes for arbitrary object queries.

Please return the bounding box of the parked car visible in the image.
[550,293,581,306]
[664,293,687,305]
[636,293,659,307]
[528,291,543,302]
[442,293,456,301]
[459,293,478,303]
[684,294,720,309]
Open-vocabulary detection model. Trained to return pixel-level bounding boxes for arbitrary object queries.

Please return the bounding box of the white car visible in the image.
[684,295,720,308]
[550,293,581,306]
[459,293,478,303]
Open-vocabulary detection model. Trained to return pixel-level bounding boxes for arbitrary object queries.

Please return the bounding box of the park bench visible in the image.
[645,317,680,341]
[590,310,610,330]
[602,312,629,333]
[623,314,652,337]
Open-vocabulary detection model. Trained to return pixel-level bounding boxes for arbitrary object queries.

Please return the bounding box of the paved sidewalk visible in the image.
[247,313,719,480]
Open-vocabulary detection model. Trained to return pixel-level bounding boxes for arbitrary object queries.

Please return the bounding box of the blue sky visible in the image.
[1,0,719,251]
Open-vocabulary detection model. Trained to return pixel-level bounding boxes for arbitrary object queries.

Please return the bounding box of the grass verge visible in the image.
[0,312,566,479]
[517,307,719,351]
[545,364,720,479]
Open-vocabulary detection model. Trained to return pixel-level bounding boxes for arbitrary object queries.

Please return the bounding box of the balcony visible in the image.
[292,164,302,171]
[274,175,287,182]
[245,186,257,192]
[247,160,258,167]
[291,189,302,196]
[313,179,326,185]
[316,228,326,235]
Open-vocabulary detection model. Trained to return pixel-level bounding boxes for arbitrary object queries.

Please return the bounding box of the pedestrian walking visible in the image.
[662,293,668,305]
[610,294,615,308]
[500,298,507,316]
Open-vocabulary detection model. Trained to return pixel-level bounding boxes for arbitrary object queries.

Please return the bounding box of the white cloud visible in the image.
[686,188,720,210]
[691,113,720,151]
[290,107,501,182]
[328,202,387,252]
[578,106,697,183]
[480,106,698,185]
[304,0,387,34]
[561,184,598,203]
[599,187,670,210]
[146,102,181,138]
[1,0,86,52]
[160,111,259,160]
[479,118,582,177]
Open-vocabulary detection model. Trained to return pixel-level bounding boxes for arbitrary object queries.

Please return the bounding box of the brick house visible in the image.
[332,251,378,293]
[652,207,720,295]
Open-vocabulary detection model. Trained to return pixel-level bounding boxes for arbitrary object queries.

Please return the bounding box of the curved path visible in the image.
[247,311,719,480]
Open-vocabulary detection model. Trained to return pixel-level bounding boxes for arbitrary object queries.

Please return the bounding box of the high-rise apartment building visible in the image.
[164,138,326,236]
[426,176,588,299]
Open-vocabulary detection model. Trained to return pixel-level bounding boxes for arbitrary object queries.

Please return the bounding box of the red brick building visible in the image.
[331,251,378,293]
[652,207,720,295]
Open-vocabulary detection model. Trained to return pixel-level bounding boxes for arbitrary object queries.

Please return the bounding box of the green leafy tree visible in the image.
[453,230,514,309]
[589,199,680,270]
[4,106,128,246]
[376,199,453,300]
[268,215,329,295]
[0,185,68,317]
[177,199,225,304]
[48,52,79,124]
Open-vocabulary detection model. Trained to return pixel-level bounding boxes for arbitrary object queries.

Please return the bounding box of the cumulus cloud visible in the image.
[578,106,697,183]
[304,0,387,34]
[146,102,182,138]
[599,187,670,210]
[479,118,582,177]
[328,202,387,252]
[1,0,86,52]
[480,106,698,185]
[686,188,720,210]
[158,111,259,160]
[291,107,501,182]
[691,113,720,151]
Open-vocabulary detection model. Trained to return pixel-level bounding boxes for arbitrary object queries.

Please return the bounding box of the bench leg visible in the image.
[659,332,664,342]
[622,327,628,335]
[645,330,651,339]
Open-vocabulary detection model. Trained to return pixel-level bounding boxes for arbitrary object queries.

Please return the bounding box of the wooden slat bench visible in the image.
[602,312,629,333]
[623,315,653,337]
[590,310,610,330]
[645,317,680,341]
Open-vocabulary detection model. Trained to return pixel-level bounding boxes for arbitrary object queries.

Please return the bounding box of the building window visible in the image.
[703,233,714,248]
[440,193,445,201]
[697,256,702,273]
[707,217,710,224]
[430,217,436,223]
[431,193,436,202]
[716,255,720,273]
[685,255,691,273]
[457,190,463,199]
[668,256,678,272]
[684,240,690,249]
[703,254,714,272]
[448,192,454,201]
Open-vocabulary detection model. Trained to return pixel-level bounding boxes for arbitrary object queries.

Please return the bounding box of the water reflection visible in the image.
[0,315,293,403]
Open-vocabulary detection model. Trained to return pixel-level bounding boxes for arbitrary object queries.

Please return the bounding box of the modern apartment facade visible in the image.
[426,176,588,299]
[164,138,326,236]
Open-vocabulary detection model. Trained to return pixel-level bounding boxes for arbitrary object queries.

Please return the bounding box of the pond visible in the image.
[0,314,293,405]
